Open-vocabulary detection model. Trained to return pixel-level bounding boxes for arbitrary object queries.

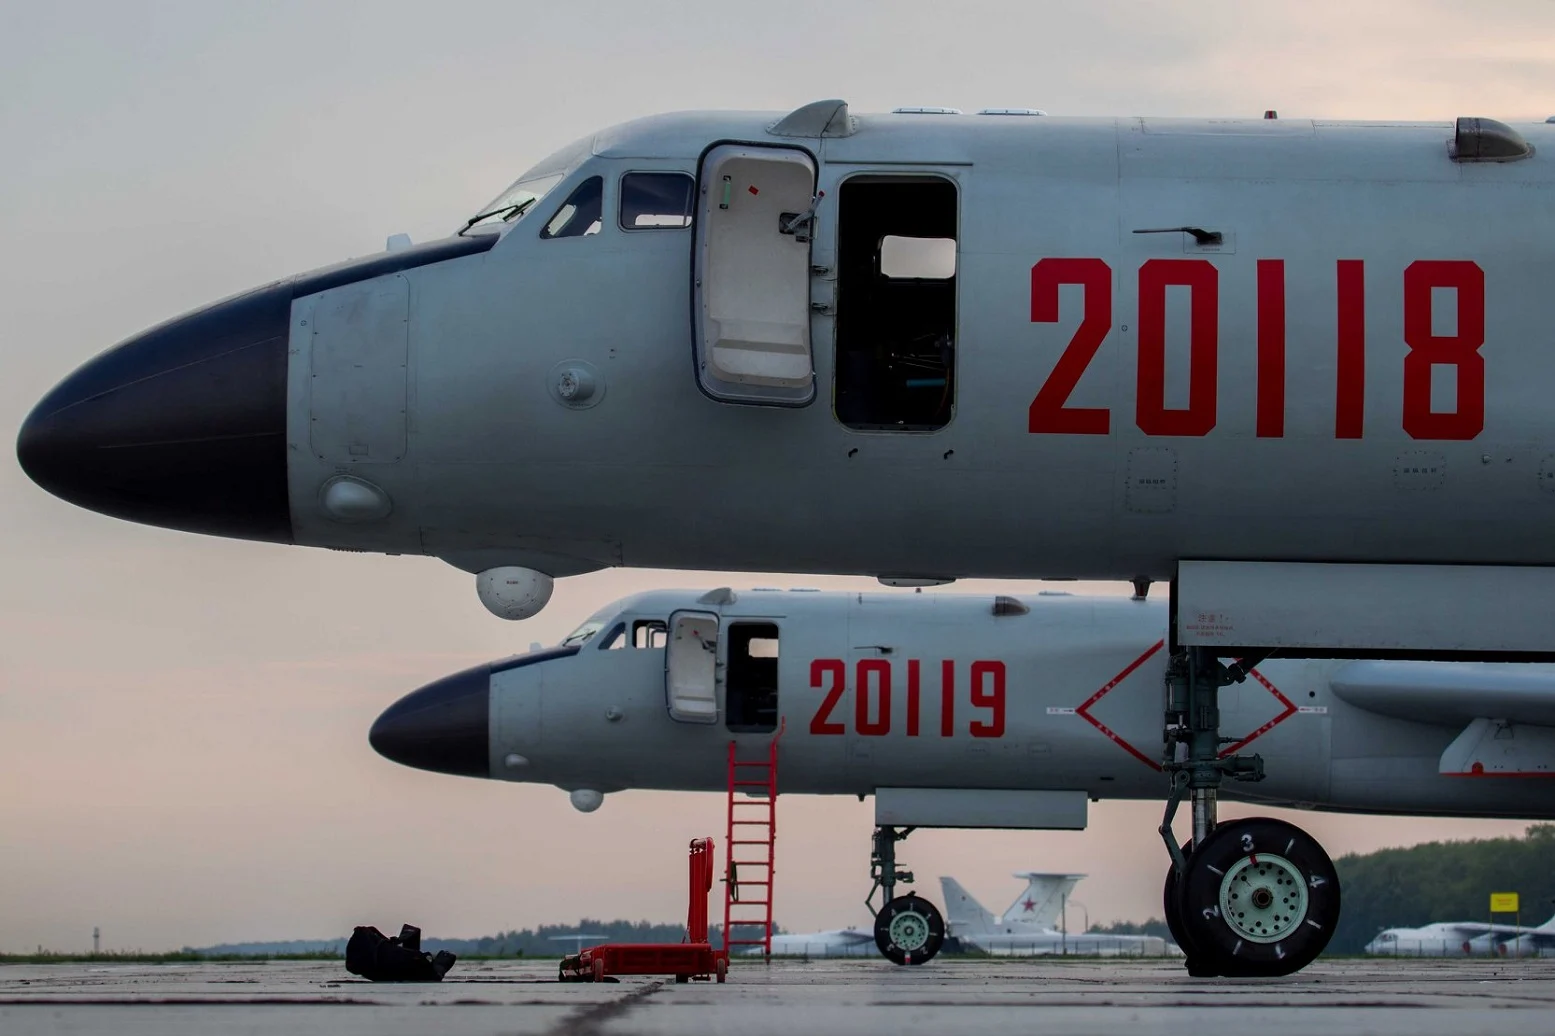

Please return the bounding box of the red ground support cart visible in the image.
[558,837,727,983]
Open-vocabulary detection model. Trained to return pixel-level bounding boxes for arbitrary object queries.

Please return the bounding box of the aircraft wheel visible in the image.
[1162,841,1194,955]
[873,893,945,965]
[1176,817,1340,977]
[1163,841,1219,977]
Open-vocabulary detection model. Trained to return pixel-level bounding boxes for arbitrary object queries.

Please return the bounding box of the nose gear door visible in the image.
[692,144,818,406]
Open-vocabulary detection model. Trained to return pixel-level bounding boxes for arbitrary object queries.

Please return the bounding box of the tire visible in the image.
[873,893,946,966]
[1162,841,1195,957]
[1163,841,1220,977]
[715,956,728,983]
[591,957,606,983]
[1176,817,1340,977]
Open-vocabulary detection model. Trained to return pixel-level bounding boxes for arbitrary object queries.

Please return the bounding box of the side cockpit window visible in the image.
[633,619,668,649]
[620,172,694,230]
[584,612,659,647]
[540,176,603,239]
[594,618,667,649]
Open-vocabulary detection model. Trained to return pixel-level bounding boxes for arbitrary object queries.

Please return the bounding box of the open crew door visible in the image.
[693,144,817,406]
[665,610,720,723]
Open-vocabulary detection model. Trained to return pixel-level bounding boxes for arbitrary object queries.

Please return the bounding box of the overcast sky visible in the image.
[4,1,1554,953]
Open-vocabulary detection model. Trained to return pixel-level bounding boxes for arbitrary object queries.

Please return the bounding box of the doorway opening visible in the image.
[726,622,779,733]
[833,176,959,431]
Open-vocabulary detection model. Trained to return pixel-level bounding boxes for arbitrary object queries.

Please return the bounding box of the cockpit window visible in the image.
[620,172,694,230]
[560,619,605,648]
[540,176,603,239]
[460,173,564,235]
[632,619,668,649]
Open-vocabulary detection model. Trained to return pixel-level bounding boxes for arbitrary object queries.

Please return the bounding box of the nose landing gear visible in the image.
[867,824,946,965]
[1159,647,1341,977]
[874,891,946,966]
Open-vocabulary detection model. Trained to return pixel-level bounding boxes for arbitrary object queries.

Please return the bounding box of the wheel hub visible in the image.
[887,910,930,951]
[1218,854,1309,944]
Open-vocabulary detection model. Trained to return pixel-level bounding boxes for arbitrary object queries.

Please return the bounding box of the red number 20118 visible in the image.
[1026,257,1487,442]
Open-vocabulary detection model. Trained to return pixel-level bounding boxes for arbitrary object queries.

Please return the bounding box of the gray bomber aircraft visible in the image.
[369,587,1555,974]
[19,100,1555,977]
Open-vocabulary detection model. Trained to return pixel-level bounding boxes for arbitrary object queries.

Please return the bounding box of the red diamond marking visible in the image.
[1075,640,1165,771]
[1073,642,1296,771]
[1218,664,1297,758]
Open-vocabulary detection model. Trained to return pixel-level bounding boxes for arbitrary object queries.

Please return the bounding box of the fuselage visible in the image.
[18,106,1555,586]
[370,588,1555,820]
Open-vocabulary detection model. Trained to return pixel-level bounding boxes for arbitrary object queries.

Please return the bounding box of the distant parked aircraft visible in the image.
[1366,914,1555,957]
[940,874,1174,956]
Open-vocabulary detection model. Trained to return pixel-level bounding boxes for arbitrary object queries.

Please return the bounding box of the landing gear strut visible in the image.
[867,825,945,966]
[1159,646,1341,977]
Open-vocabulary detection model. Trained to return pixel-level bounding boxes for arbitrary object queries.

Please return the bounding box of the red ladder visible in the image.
[722,728,781,958]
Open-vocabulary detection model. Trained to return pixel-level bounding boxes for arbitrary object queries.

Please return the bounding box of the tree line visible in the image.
[1326,823,1555,954]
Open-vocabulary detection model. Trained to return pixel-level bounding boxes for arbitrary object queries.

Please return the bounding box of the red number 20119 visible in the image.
[1027,257,1487,441]
[810,658,1005,738]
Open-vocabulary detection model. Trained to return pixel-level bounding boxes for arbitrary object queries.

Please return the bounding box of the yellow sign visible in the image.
[1491,892,1520,913]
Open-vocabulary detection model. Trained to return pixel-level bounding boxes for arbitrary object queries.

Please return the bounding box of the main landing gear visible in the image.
[867,825,946,965]
[1160,647,1341,978]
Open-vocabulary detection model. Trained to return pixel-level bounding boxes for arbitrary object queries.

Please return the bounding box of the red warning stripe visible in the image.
[1218,666,1297,758]
[1446,764,1555,778]
[1075,640,1166,772]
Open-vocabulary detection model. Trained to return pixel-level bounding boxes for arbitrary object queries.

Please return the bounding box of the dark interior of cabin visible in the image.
[833,177,958,430]
[725,622,779,733]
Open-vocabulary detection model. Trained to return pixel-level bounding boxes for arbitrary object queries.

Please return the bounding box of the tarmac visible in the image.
[5,957,1555,1036]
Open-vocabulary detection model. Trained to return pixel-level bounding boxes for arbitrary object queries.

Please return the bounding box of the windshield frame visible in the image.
[459,172,566,236]
[558,601,625,648]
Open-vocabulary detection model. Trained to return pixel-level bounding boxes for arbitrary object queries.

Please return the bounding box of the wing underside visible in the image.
[1331,662,1555,776]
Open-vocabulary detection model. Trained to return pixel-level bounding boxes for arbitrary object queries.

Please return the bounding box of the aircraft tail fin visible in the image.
[938,877,996,934]
[1535,911,1555,933]
[1000,873,1085,929]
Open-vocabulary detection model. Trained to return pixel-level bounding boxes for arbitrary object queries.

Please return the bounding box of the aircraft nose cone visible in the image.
[15,280,293,543]
[370,665,492,778]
